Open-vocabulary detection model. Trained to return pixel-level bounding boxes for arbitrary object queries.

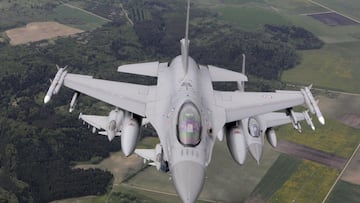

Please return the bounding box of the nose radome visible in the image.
[172,161,205,203]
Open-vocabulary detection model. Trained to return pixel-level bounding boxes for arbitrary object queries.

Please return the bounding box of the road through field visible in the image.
[62,3,112,22]
[275,140,346,169]
[285,83,360,97]
[122,183,217,203]
[307,0,360,24]
[322,144,360,203]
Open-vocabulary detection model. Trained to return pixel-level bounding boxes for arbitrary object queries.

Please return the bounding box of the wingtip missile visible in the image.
[44,95,51,104]
[43,66,68,104]
[318,116,325,125]
[302,86,325,126]
[69,92,79,112]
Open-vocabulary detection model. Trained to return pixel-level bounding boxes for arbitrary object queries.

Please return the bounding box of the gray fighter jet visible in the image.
[44,0,324,202]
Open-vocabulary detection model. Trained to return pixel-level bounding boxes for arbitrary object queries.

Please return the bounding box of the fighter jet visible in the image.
[44,0,324,202]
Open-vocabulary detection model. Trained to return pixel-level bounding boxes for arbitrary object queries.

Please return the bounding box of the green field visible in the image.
[213,5,290,30]
[269,0,360,93]
[266,0,327,14]
[249,154,302,201]
[282,42,360,93]
[316,0,360,20]
[277,118,360,158]
[269,160,339,203]
[200,0,360,93]
[327,180,360,203]
[48,4,109,31]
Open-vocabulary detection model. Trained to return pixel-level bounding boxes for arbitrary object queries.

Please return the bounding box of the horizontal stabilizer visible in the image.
[98,131,121,136]
[208,65,248,82]
[135,148,161,170]
[135,149,156,162]
[79,113,108,130]
[117,62,159,77]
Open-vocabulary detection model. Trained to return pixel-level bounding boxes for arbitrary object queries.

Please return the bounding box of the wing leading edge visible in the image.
[44,68,157,117]
[63,73,156,117]
[214,86,323,125]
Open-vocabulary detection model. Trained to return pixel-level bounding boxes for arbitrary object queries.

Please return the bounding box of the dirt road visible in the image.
[275,140,346,169]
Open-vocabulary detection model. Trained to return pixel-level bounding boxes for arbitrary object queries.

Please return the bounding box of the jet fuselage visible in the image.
[151,55,216,203]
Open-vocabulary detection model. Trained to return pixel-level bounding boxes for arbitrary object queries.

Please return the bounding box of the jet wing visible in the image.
[214,91,305,123]
[63,73,156,117]
[260,112,305,128]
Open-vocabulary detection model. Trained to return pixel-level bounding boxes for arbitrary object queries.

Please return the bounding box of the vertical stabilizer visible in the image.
[180,0,191,74]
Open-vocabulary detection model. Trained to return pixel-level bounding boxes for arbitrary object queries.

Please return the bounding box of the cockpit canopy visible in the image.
[177,102,202,147]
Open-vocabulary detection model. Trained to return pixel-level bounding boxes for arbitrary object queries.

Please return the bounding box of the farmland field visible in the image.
[212,5,290,30]
[316,0,360,20]
[269,160,339,203]
[277,118,360,158]
[272,0,360,93]
[267,0,326,14]
[249,154,302,201]
[282,42,360,93]
[317,94,360,129]
[308,12,359,26]
[47,4,109,31]
[5,21,83,45]
[327,180,360,203]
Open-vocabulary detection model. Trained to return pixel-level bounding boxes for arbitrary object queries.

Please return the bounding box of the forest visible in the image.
[0,0,323,202]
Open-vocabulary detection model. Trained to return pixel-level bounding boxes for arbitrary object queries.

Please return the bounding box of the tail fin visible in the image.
[180,0,191,73]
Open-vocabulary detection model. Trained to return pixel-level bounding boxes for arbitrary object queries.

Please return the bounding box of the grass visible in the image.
[282,42,360,94]
[202,0,360,93]
[277,118,360,158]
[265,0,360,43]
[53,195,107,203]
[267,0,327,14]
[118,184,182,203]
[213,5,290,30]
[316,0,360,20]
[269,160,339,203]
[268,0,360,94]
[48,4,109,31]
[137,136,159,149]
[250,154,302,201]
[327,180,360,203]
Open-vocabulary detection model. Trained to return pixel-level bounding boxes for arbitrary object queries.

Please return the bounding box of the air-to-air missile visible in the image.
[303,110,315,130]
[69,92,79,112]
[301,85,325,125]
[44,65,68,104]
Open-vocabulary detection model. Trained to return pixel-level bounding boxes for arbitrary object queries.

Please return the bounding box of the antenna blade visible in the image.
[242,54,246,74]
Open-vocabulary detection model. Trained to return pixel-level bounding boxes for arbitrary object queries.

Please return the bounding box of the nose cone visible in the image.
[248,143,263,164]
[172,161,205,203]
